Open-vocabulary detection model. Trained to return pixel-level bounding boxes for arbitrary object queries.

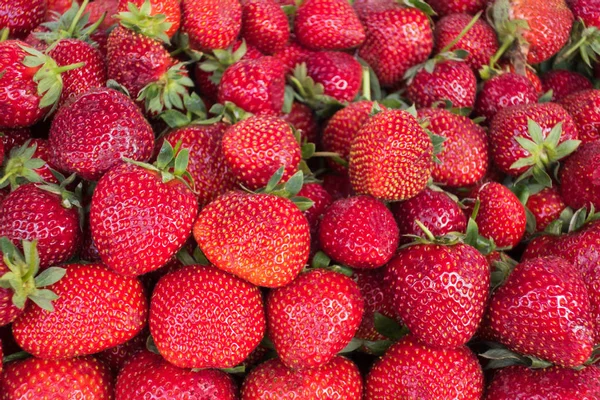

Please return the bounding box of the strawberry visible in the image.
[322,172,354,200]
[349,109,433,201]
[418,108,488,187]
[96,329,148,374]
[486,256,594,367]
[150,264,265,368]
[294,0,365,51]
[241,0,289,54]
[181,0,242,51]
[568,0,600,28]
[273,40,314,74]
[0,0,46,38]
[281,101,318,144]
[193,190,310,287]
[469,182,526,248]
[318,195,399,269]
[358,4,433,87]
[525,186,566,232]
[434,13,499,72]
[485,365,600,399]
[302,51,362,103]
[0,139,59,189]
[559,140,600,210]
[542,69,592,102]
[218,56,286,115]
[267,268,364,370]
[241,356,363,399]
[117,0,181,38]
[116,350,238,399]
[354,269,398,342]
[365,335,484,399]
[1,128,30,156]
[474,72,538,122]
[90,143,198,277]
[296,182,332,245]
[221,115,301,191]
[86,0,119,31]
[0,356,114,398]
[499,61,543,93]
[13,263,147,359]
[392,187,467,244]
[46,0,79,21]
[428,0,486,16]
[559,89,600,143]
[48,87,155,181]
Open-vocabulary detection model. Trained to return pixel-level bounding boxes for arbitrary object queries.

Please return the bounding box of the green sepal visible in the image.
[338,337,364,354]
[489,253,517,291]
[538,90,553,103]
[480,342,553,370]
[35,0,103,47]
[197,40,247,86]
[209,101,252,125]
[170,32,203,62]
[287,62,345,117]
[554,20,600,70]
[116,0,173,44]
[2,351,30,364]
[138,62,194,115]
[362,339,394,356]
[307,251,353,276]
[36,173,83,210]
[373,312,409,341]
[220,365,246,374]
[146,335,160,354]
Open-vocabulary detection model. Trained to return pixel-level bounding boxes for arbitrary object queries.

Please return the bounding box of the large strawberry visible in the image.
[559,89,600,143]
[150,264,265,368]
[474,72,538,122]
[542,70,592,102]
[241,356,363,399]
[267,268,364,370]
[559,140,600,210]
[0,0,46,38]
[304,51,363,103]
[181,0,242,51]
[12,263,147,359]
[365,335,484,399]
[349,109,433,201]
[241,0,289,54]
[90,142,198,276]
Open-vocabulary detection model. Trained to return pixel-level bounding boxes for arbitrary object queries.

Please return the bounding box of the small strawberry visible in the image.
[303,51,362,103]
[117,0,181,38]
[365,335,484,399]
[13,263,147,359]
[0,0,46,38]
[86,0,119,31]
[267,268,364,370]
[281,101,318,144]
[273,40,314,74]
[542,69,592,102]
[241,356,363,399]
[474,72,538,122]
[427,0,486,16]
[150,264,265,368]
[181,0,242,51]
[559,89,600,143]
[318,195,399,269]
[559,140,600,210]
[354,269,399,342]
[241,0,289,54]
[525,186,566,232]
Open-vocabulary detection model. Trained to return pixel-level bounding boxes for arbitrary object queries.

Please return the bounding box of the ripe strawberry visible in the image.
[281,102,318,144]
[559,140,600,210]
[241,0,289,54]
[499,62,543,93]
[48,87,154,181]
[434,14,499,72]
[117,0,181,38]
[221,115,301,190]
[297,182,332,245]
[294,0,365,50]
[392,187,467,244]
[267,268,364,370]
[1,128,30,155]
[542,69,592,102]
[273,40,314,74]
[349,109,433,201]
[218,56,286,115]
[115,350,238,399]
[0,0,46,38]
[0,356,114,398]
[365,335,484,399]
[13,263,147,359]
[559,89,600,143]
[485,365,600,400]
[304,51,362,103]
[525,186,566,232]
[358,4,433,87]
[1,139,59,188]
[354,269,398,341]
[96,329,148,374]
[193,190,310,287]
[428,0,486,16]
[318,195,399,269]
[241,356,363,399]
[150,264,265,368]
[418,108,488,187]
[474,72,538,122]
[182,0,242,51]
[86,0,119,31]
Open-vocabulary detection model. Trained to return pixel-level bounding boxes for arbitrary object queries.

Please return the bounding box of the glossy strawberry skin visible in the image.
[241,0,289,54]
[305,51,362,103]
[117,0,181,38]
[354,269,398,341]
[525,186,566,232]
[150,265,265,369]
[182,0,242,51]
[559,141,600,210]
[0,0,46,38]
[486,256,594,367]
[318,195,399,269]
[48,88,155,181]
[427,0,486,16]
[559,89,600,143]
[267,269,364,370]
[221,115,301,191]
[365,335,484,399]
[474,73,539,122]
[542,70,592,102]
[13,263,147,359]
[0,356,114,399]
[0,184,80,269]
[241,356,363,399]
[568,0,600,28]
[193,191,310,288]
[91,163,198,277]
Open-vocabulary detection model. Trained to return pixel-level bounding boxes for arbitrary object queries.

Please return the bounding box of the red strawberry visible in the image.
[297,182,332,241]
[542,69,592,102]
[0,356,114,398]
[0,0,46,38]
[46,0,80,21]
[499,61,543,93]
[182,0,242,51]
[304,51,362,103]
[365,335,484,399]
[392,187,467,244]
[241,356,363,399]
[150,264,265,368]
[116,350,237,399]
[525,186,566,232]
[559,140,600,210]
[474,72,538,122]
[218,56,286,115]
[241,0,289,54]
[354,269,399,341]
[318,195,399,269]
[281,101,318,144]
[294,0,365,50]
[221,115,301,190]
[434,13,499,72]
[86,0,119,31]
[559,89,600,143]
[48,87,154,181]
[96,329,148,374]
[117,0,181,38]
[273,40,314,74]
[193,190,310,287]
[267,268,364,370]
[1,128,30,155]
[469,182,526,248]
[13,263,147,359]
[428,0,486,16]
[418,108,488,187]
[349,109,433,201]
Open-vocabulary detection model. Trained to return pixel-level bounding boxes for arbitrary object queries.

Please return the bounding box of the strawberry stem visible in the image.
[489,36,515,68]
[53,62,86,74]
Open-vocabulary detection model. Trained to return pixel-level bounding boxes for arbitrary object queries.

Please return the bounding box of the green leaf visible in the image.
[156,140,175,170]
[311,251,331,269]
[174,148,189,177]
[374,312,408,340]
[527,119,544,144]
[525,207,537,235]
[34,267,66,287]
[265,166,285,193]
[192,246,210,266]
[544,122,563,149]
[291,196,314,211]
[146,335,159,354]
[538,90,553,103]
[221,365,246,374]
[338,337,364,354]
[284,171,303,197]
[514,136,540,155]
[554,140,581,160]
[363,339,394,356]
[531,166,553,188]
[28,289,59,312]
[301,142,316,159]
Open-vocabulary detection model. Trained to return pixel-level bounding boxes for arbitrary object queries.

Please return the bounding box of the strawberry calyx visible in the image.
[208,101,252,125]
[170,32,203,62]
[253,166,314,211]
[0,140,47,190]
[554,20,600,69]
[198,40,248,86]
[35,0,104,47]
[406,104,446,164]
[36,172,83,210]
[490,252,517,291]
[480,342,553,370]
[0,238,66,312]
[287,63,345,118]
[159,92,220,129]
[117,0,173,44]
[541,204,600,236]
[137,62,195,115]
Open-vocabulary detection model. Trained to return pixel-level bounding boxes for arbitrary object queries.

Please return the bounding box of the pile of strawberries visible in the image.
[1,0,600,397]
